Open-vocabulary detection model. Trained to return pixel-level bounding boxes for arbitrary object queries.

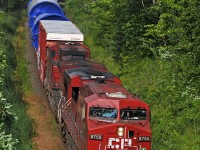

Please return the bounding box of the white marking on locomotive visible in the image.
[57,91,65,122]
[57,91,72,122]
[107,138,132,149]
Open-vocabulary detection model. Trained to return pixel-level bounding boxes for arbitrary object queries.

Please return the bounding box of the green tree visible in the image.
[0,0,25,11]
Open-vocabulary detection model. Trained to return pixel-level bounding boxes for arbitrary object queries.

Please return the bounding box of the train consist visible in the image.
[28,0,152,149]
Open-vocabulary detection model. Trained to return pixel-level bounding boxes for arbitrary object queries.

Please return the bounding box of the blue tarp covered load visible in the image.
[28,0,69,50]
[28,0,63,27]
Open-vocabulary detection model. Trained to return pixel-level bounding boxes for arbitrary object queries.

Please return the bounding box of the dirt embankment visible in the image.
[25,31,66,150]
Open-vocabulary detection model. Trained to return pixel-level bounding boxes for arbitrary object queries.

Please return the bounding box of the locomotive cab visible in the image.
[85,82,152,150]
[60,72,151,150]
[47,41,90,63]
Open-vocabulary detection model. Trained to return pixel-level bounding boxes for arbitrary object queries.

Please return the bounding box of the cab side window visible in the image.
[64,80,68,96]
[72,87,79,103]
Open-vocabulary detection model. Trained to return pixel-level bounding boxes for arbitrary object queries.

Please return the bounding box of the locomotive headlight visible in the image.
[118,127,124,136]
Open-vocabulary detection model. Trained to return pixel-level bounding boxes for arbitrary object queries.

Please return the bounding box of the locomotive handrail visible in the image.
[57,91,65,122]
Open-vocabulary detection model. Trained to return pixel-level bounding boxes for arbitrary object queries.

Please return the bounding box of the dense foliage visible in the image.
[0,12,18,150]
[0,0,25,11]
[65,0,200,149]
[0,1,33,149]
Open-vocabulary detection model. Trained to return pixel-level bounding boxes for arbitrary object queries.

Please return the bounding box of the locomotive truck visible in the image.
[28,0,152,150]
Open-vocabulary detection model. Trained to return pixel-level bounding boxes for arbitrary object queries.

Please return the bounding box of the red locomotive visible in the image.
[28,1,152,150]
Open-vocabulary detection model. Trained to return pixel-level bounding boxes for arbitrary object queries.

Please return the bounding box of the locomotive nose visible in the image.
[88,125,151,150]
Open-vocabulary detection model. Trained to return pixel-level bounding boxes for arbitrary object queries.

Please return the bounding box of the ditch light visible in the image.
[118,127,124,137]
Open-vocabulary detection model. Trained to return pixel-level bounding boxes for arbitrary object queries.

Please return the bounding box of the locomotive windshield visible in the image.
[89,107,117,119]
[120,109,147,120]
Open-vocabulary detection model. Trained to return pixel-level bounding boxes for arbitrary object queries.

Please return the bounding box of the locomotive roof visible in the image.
[59,60,107,70]
[60,49,87,59]
[64,66,115,80]
[40,20,84,41]
[58,42,88,51]
[58,43,89,57]
[60,46,87,52]
[86,82,133,100]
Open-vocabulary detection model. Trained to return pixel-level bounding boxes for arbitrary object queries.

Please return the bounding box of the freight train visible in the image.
[28,0,152,150]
